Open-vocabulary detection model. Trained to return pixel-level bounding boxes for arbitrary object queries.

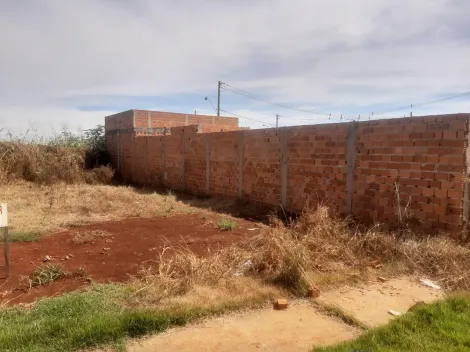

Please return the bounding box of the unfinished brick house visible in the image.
[105,110,470,233]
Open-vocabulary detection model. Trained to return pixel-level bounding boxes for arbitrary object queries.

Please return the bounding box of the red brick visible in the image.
[447,190,461,199]
[413,155,427,163]
[422,188,434,197]
[441,139,465,148]
[426,155,439,163]
[449,121,466,130]
[443,130,457,139]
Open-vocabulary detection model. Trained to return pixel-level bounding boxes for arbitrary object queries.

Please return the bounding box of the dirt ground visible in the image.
[317,276,444,327]
[129,303,360,352]
[123,277,444,352]
[0,214,261,305]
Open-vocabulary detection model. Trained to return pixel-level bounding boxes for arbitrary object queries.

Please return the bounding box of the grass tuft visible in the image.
[28,264,66,287]
[217,218,238,231]
[25,264,87,289]
[71,230,111,244]
[312,301,369,330]
[1,231,40,243]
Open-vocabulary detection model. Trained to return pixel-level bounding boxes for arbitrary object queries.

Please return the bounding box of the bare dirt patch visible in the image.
[0,214,260,305]
[317,276,445,327]
[127,303,359,352]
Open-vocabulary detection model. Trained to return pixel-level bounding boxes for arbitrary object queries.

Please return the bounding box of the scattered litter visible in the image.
[378,276,387,283]
[233,259,253,277]
[247,228,259,231]
[419,279,441,290]
[43,255,52,262]
[388,309,402,316]
[65,255,70,260]
[103,248,110,251]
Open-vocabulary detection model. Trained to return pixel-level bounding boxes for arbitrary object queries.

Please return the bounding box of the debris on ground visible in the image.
[377,276,387,283]
[274,299,288,310]
[232,259,253,277]
[387,309,402,316]
[43,255,52,262]
[247,228,259,231]
[419,278,441,290]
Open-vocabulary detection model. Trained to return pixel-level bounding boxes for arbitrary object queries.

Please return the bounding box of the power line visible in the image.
[221,82,335,117]
[220,109,275,127]
[219,80,470,124]
[372,90,470,116]
[277,114,355,122]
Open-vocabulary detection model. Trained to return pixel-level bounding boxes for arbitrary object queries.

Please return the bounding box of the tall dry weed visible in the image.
[136,206,470,305]
[0,142,113,185]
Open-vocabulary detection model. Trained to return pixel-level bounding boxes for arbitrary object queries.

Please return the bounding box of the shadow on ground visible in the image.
[128,183,291,224]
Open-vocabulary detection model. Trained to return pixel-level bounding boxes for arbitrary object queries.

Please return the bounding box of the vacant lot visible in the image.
[1,213,260,305]
[1,181,470,351]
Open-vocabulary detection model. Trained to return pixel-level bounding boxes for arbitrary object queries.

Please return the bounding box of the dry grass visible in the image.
[130,277,280,313]
[0,183,199,234]
[130,206,470,309]
[0,142,113,185]
[71,230,111,244]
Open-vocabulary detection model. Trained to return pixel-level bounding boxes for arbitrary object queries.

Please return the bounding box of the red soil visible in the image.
[0,214,259,305]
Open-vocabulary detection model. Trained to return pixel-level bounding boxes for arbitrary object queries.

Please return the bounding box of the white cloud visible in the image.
[0,0,469,131]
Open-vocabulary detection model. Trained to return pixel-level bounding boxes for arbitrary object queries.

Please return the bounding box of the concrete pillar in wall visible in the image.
[345,122,358,215]
[280,128,288,209]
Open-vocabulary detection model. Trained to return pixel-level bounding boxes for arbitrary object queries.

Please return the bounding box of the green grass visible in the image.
[0,283,268,352]
[1,231,40,243]
[313,301,369,331]
[28,264,66,287]
[313,296,470,352]
[217,218,238,231]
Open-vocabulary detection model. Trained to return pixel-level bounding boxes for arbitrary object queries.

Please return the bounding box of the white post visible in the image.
[0,203,10,279]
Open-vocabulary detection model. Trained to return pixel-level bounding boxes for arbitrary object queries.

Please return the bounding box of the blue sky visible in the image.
[1,0,470,134]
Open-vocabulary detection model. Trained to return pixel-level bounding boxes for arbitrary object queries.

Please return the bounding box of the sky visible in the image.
[1,0,470,135]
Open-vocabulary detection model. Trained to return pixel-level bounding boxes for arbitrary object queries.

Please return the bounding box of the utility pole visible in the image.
[276,114,279,128]
[217,81,221,116]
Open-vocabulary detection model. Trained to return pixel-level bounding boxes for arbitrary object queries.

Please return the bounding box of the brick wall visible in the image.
[118,109,239,134]
[352,116,468,231]
[106,113,470,232]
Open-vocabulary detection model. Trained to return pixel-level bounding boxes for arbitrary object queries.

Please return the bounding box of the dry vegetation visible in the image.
[0,182,200,234]
[0,141,113,185]
[71,230,111,244]
[130,206,470,311]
